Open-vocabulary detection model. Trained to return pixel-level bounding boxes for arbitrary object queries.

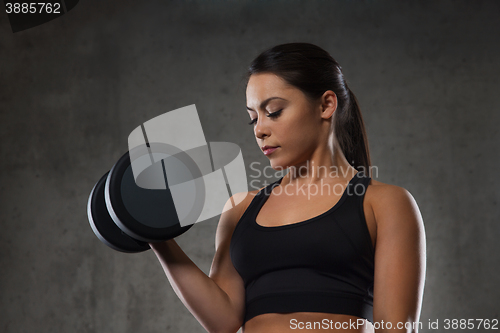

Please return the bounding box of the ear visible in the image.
[320,90,337,120]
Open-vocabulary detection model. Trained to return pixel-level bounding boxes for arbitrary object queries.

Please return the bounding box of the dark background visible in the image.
[1,1,499,332]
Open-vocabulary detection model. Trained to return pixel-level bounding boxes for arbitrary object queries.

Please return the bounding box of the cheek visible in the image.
[274,126,318,165]
[282,116,318,146]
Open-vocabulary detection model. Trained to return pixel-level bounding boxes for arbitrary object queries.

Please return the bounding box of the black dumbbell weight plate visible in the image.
[104,151,194,243]
[87,172,151,253]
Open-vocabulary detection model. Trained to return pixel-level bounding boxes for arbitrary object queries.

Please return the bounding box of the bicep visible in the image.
[208,192,249,322]
[372,186,426,329]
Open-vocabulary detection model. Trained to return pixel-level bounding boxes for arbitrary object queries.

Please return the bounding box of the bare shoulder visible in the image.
[224,189,261,223]
[365,178,416,204]
[365,178,423,229]
[214,189,261,248]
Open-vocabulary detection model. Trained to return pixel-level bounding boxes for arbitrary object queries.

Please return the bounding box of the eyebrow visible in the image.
[246,97,287,111]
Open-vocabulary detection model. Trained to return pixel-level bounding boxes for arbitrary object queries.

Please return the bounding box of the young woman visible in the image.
[150,43,426,333]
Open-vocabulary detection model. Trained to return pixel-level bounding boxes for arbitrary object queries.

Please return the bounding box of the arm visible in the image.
[149,192,249,333]
[370,185,426,332]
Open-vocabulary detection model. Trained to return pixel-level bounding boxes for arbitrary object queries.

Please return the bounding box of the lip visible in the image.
[261,145,279,155]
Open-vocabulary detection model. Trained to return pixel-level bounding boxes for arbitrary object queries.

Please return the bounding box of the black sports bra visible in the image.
[229,171,375,324]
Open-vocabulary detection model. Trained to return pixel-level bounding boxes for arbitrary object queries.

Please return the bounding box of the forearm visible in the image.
[150,239,241,333]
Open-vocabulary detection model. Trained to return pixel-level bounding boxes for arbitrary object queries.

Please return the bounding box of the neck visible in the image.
[281,144,358,187]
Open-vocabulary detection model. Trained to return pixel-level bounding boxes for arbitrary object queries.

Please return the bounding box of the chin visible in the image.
[268,158,291,172]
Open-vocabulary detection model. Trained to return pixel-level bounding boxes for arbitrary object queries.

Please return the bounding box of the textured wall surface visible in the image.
[1,1,499,332]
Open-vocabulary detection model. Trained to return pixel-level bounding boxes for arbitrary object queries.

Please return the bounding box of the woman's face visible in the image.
[246,73,330,170]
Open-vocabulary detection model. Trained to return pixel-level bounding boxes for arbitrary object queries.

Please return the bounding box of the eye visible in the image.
[247,109,283,125]
[267,109,283,118]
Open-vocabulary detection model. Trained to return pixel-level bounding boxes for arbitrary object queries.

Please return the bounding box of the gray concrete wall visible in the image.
[1,0,499,332]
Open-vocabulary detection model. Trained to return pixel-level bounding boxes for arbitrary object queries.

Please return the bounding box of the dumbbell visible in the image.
[87,150,194,253]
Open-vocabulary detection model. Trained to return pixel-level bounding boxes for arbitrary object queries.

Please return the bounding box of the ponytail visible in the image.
[335,87,371,174]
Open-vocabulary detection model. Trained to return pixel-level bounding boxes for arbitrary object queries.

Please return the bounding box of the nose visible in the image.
[254,117,270,140]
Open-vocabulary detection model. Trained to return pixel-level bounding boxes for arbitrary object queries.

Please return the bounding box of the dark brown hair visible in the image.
[247,42,371,172]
